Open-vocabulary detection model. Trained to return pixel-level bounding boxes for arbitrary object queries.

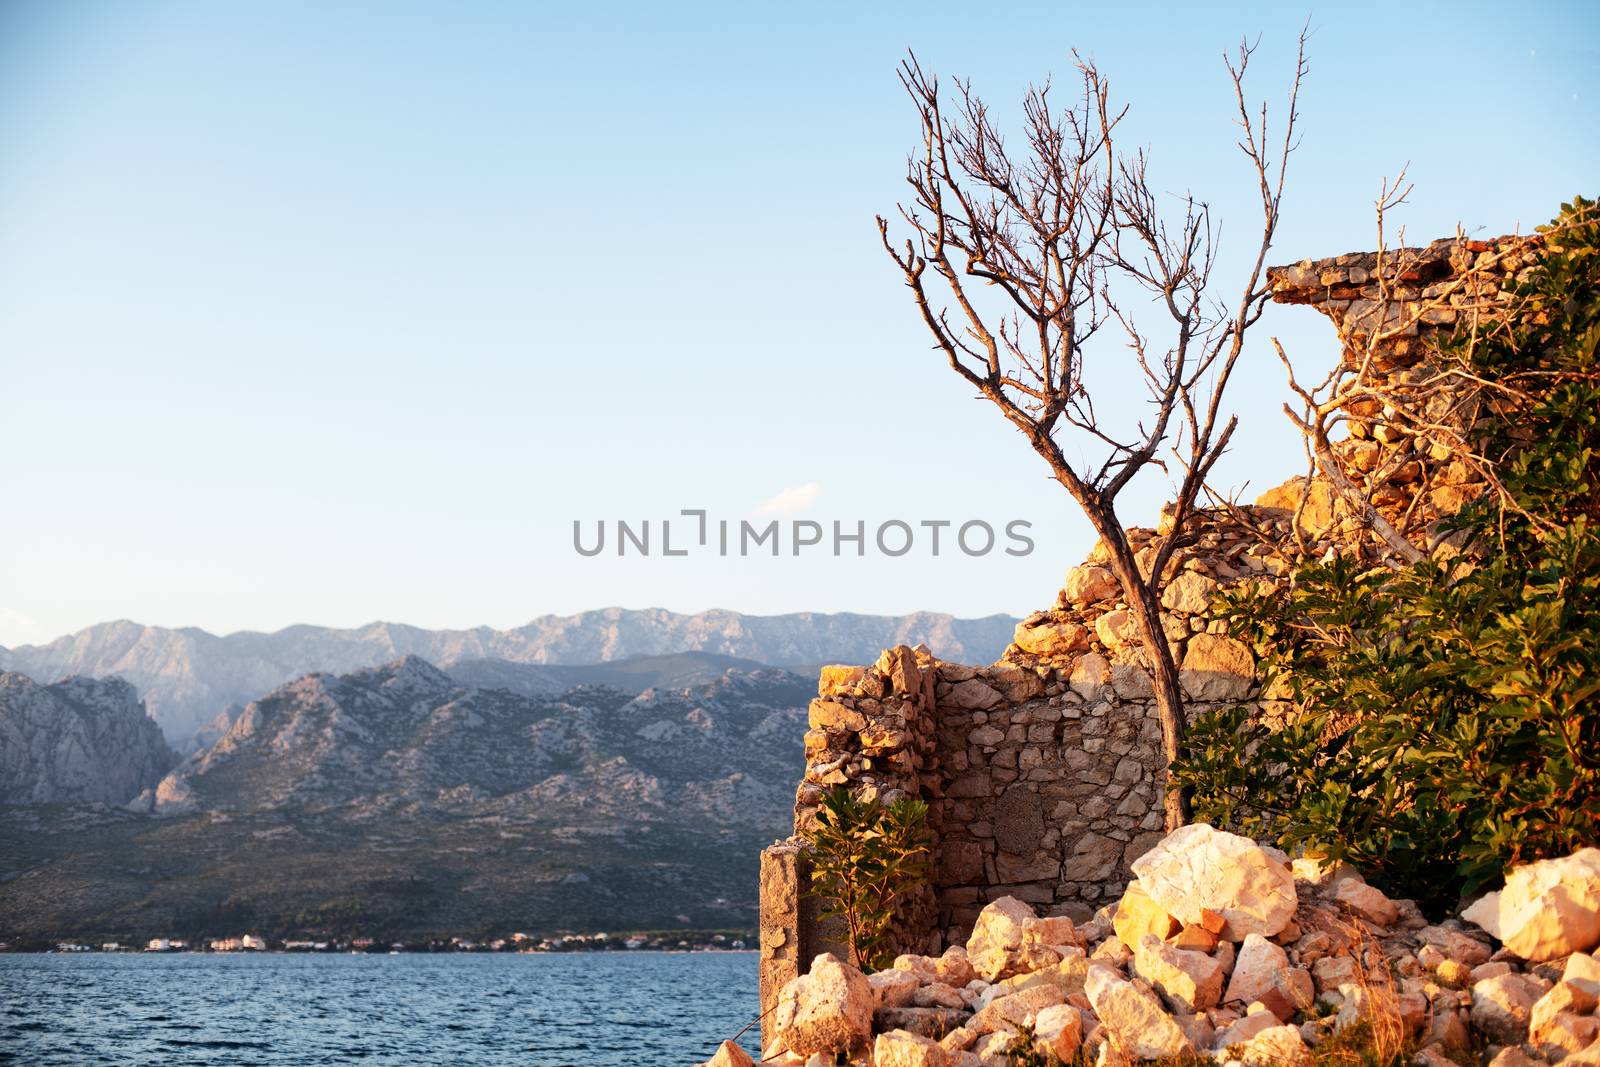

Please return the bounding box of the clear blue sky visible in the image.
[0,1,1595,647]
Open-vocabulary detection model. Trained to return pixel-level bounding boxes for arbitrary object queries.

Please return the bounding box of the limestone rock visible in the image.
[1332,878,1400,926]
[1311,954,1358,993]
[874,1029,951,1067]
[875,1007,973,1039]
[1068,653,1110,700]
[1133,933,1225,1013]
[1530,978,1599,1051]
[1033,1003,1083,1061]
[967,896,1061,982]
[914,983,968,1011]
[1470,971,1543,1045]
[1112,879,1179,946]
[977,954,1088,1008]
[1290,855,1360,888]
[936,946,978,988]
[1416,924,1493,967]
[1064,566,1119,606]
[772,953,874,1056]
[1162,571,1220,615]
[1566,951,1600,996]
[970,1032,1014,1067]
[870,968,920,1010]
[1129,824,1298,940]
[970,984,1067,1034]
[1023,915,1084,950]
[1233,1023,1313,1066]
[1083,965,1193,1060]
[1224,934,1291,1012]
[1178,633,1255,701]
[808,699,865,733]
[1213,1008,1281,1049]
[944,679,1004,711]
[1094,610,1139,651]
[817,665,865,697]
[1463,848,1600,962]
[1013,618,1089,658]
[704,1040,754,1067]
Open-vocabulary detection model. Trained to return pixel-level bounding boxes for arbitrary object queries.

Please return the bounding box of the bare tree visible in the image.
[878,36,1307,830]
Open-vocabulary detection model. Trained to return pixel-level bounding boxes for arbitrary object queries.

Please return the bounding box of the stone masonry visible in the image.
[756,233,1542,1045]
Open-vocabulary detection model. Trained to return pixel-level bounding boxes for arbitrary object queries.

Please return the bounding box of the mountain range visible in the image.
[0,655,813,942]
[0,609,1016,747]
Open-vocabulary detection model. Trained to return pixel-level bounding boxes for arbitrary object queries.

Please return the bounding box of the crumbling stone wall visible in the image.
[757,235,1539,1042]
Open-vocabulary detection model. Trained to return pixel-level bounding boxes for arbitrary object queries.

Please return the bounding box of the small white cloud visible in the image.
[756,483,820,514]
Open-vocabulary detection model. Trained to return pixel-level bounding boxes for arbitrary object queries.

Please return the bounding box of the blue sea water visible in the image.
[0,952,762,1066]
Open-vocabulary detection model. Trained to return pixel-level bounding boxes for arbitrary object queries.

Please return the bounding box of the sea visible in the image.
[0,951,762,1066]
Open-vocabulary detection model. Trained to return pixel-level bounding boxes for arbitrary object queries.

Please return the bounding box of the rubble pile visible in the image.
[714,827,1600,1066]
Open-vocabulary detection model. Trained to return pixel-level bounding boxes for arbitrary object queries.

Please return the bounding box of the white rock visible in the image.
[1289,855,1360,887]
[1083,965,1193,1060]
[1416,924,1493,967]
[1213,1008,1281,1049]
[1332,879,1400,926]
[1033,1003,1083,1061]
[703,1039,754,1067]
[1470,971,1543,1045]
[1111,879,1180,947]
[1463,848,1600,962]
[1012,619,1089,658]
[1064,566,1120,605]
[970,984,1066,1034]
[772,953,873,1056]
[1530,978,1600,1053]
[1133,933,1225,1012]
[1233,1023,1313,1066]
[971,1032,1014,1067]
[1129,824,1298,940]
[1094,610,1139,651]
[1162,570,1220,614]
[870,968,920,1010]
[914,983,968,1010]
[976,953,1087,1008]
[1224,934,1289,1010]
[1565,951,1600,996]
[874,1029,951,1067]
[966,896,1060,981]
[1179,633,1255,701]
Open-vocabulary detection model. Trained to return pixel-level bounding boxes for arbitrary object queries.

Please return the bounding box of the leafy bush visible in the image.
[1173,197,1600,910]
[800,786,931,971]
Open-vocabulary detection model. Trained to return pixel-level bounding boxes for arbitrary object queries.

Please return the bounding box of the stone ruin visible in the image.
[757,232,1546,1041]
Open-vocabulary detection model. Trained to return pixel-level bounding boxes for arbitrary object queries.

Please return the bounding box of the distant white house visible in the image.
[241,935,267,951]
[146,939,171,952]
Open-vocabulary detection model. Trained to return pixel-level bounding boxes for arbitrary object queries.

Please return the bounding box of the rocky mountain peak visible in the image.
[0,671,177,805]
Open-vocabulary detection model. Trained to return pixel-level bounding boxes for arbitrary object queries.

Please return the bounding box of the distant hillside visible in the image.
[0,673,176,805]
[443,650,777,699]
[0,657,811,943]
[0,609,1016,746]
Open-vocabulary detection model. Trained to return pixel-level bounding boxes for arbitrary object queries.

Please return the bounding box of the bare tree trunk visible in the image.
[1088,510,1191,831]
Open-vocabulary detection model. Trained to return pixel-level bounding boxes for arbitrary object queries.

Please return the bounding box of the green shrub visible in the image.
[800,786,931,971]
[1173,197,1600,910]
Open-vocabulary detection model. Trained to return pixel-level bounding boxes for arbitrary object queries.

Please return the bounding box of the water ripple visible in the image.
[0,953,761,1066]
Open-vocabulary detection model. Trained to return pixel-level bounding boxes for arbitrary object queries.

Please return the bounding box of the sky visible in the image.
[0,1,1595,647]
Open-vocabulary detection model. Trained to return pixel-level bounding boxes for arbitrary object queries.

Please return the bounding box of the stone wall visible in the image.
[756,234,1540,1042]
